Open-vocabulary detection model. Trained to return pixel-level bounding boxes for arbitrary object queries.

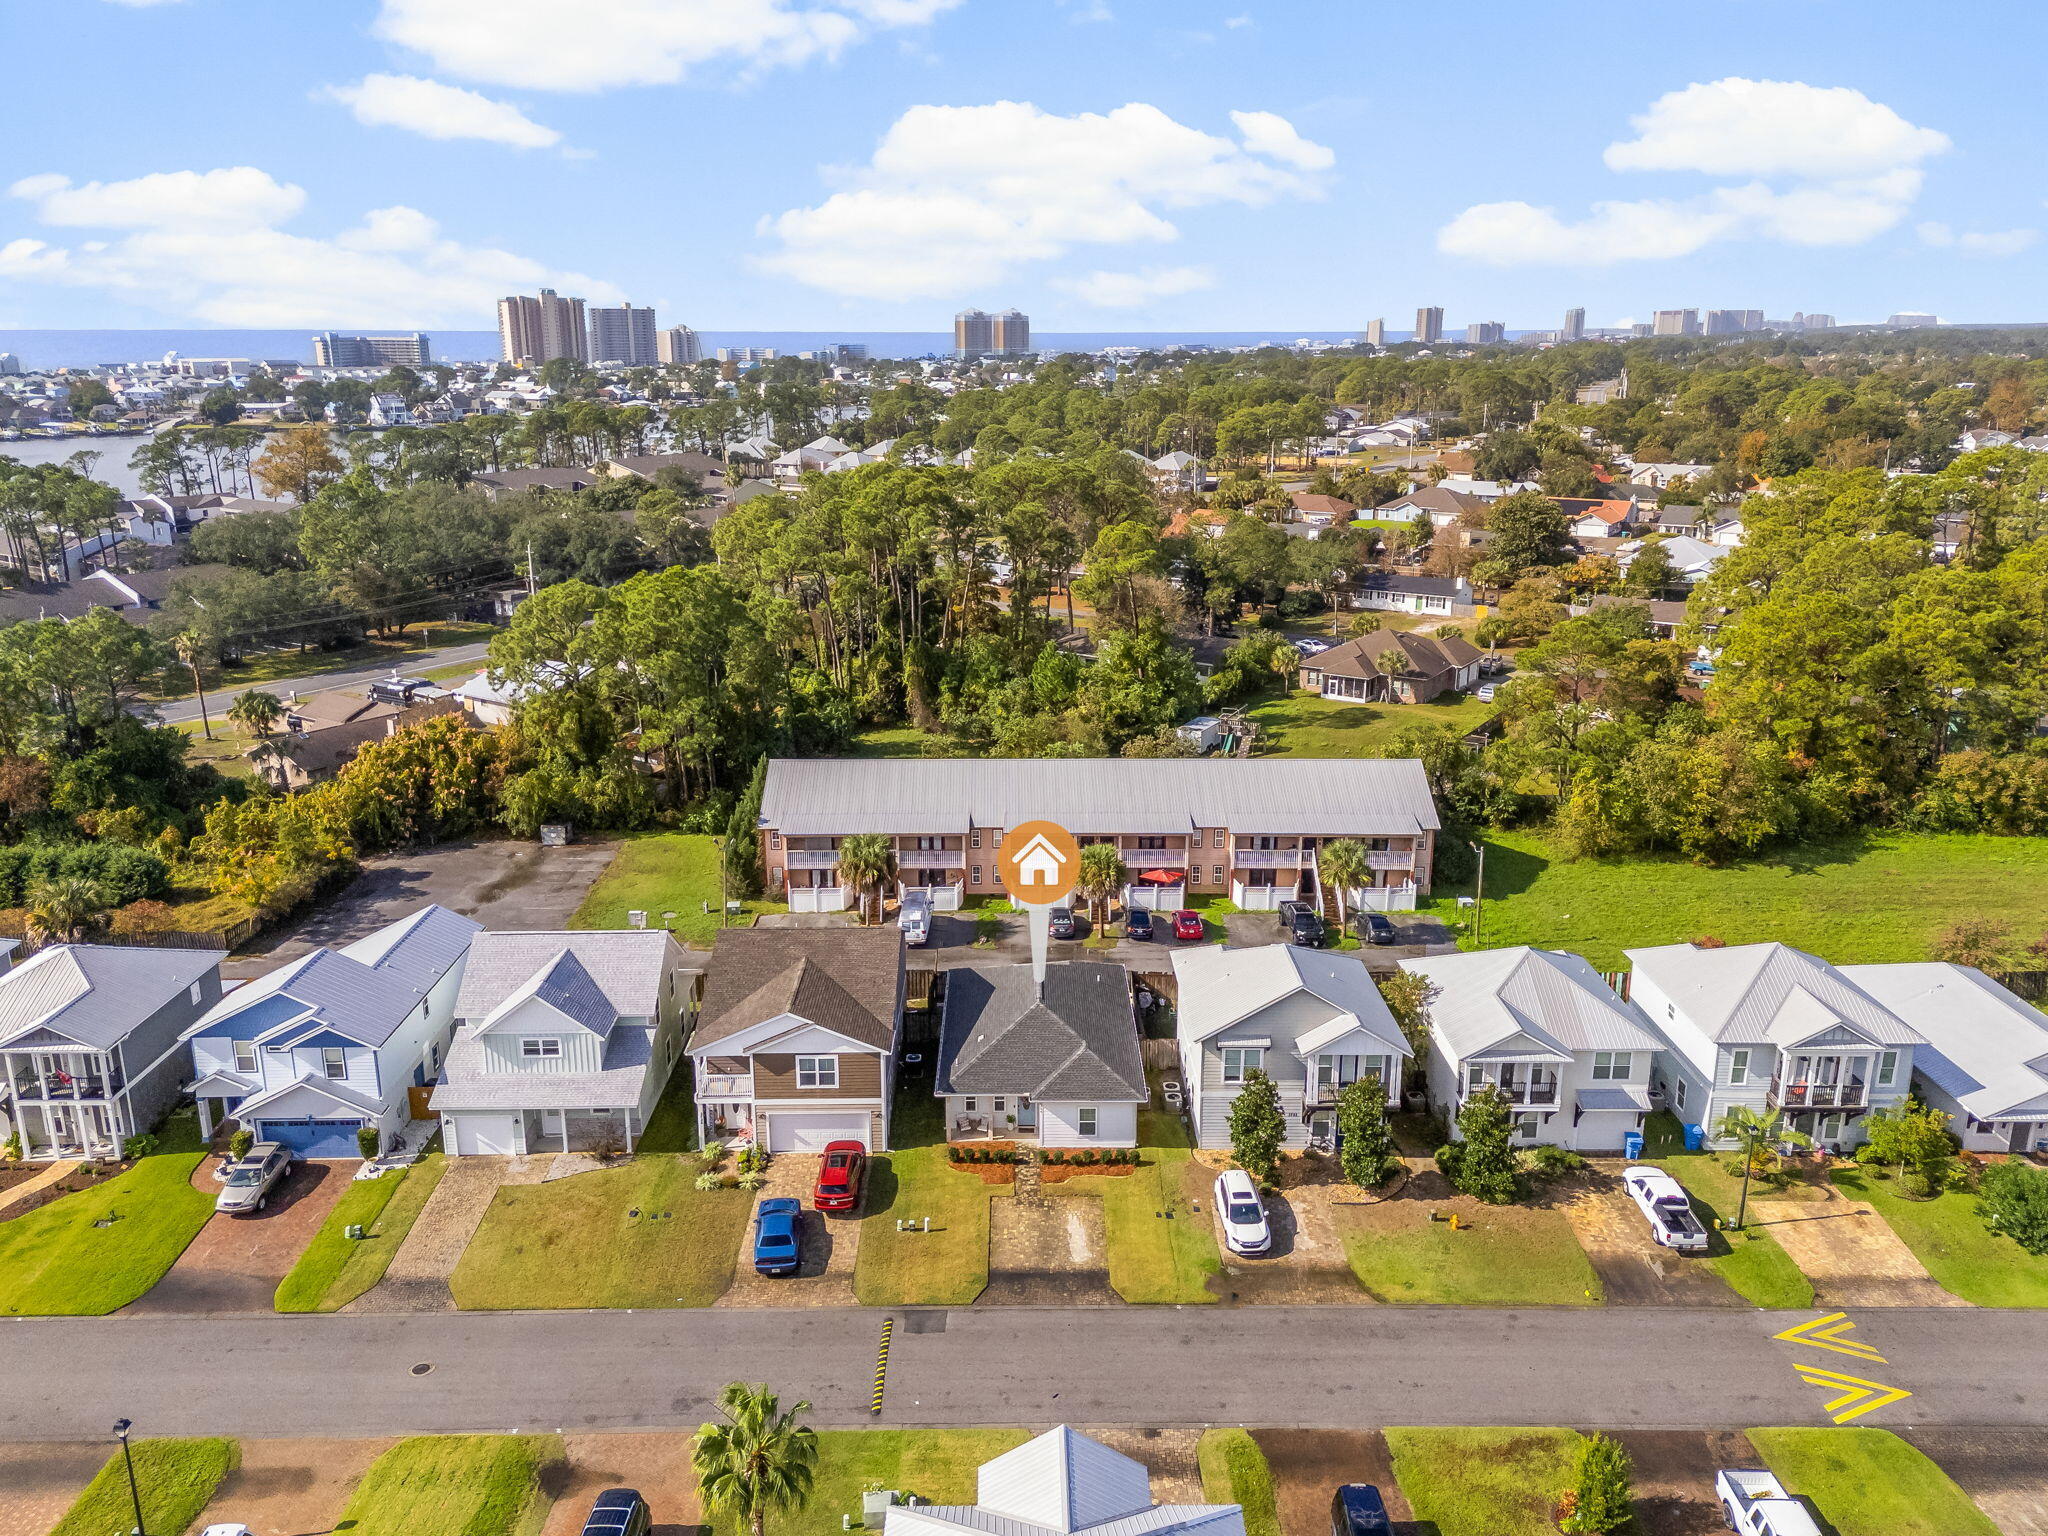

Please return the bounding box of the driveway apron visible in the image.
[1561,1178,1745,1307]
[123,1156,353,1316]
[1750,1194,1969,1307]
[717,1154,863,1308]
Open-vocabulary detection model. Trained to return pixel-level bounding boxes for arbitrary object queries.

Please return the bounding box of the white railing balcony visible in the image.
[1366,849,1416,869]
[895,848,965,868]
[1232,848,1307,869]
[1117,847,1189,866]
[785,849,841,869]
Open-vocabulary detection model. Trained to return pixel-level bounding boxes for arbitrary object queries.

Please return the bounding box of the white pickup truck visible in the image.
[1715,1469,1822,1536]
[1622,1164,1710,1251]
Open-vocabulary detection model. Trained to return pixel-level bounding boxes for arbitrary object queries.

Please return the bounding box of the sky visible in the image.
[1,0,2041,335]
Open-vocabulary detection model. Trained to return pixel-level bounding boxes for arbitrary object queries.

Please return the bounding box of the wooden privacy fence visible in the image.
[0,912,264,958]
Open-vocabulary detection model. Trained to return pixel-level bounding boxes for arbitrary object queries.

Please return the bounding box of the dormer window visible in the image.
[522,1038,563,1059]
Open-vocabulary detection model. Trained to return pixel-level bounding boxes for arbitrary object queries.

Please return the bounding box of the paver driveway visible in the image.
[0,1441,107,1536]
[717,1154,862,1308]
[1751,1194,1968,1307]
[191,1436,394,1536]
[1907,1429,2048,1536]
[1561,1177,1743,1306]
[123,1156,352,1315]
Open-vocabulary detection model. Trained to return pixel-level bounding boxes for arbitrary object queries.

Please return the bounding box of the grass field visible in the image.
[451,1155,751,1309]
[1086,1109,1222,1304]
[1198,1430,1281,1536]
[1385,1427,1583,1536]
[849,726,953,758]
[1830,1166,2048,1307]
[50,1438,238,1536]
[856,1068,996,1306]
[704,1429,1028,1536]
[570,830,786,944]
[1245,691,1494,759]
[1430,829,2048,970]
[1749,1428,2000,1536]
[0,1141,215,1315]
[338,1435,562,1536]
[275,1154,447,1312]
[1337,1198,1603,1306]
[1642,1114,1814,1308]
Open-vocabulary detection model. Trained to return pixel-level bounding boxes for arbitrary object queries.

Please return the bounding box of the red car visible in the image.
[813,1140,868,1212]
[1172,909,1205,942]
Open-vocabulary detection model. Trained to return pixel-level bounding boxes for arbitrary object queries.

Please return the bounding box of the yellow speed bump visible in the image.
[871,1317,894,1416]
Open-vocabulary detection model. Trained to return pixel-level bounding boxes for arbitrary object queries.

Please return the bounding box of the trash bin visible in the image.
[1683,1122,1706,1152]
[1622,1131,1644,1160]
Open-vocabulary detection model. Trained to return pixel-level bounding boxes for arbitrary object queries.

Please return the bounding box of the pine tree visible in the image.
[1336,1076,1398,1189]
[1227,1068,1285,1182]
[1452,1084,1520,1204]
[724,757,768,900]
[1560,1432,1633,1534]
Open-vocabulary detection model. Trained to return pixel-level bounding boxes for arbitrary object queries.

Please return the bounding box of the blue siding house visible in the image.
[183,905,481,1157]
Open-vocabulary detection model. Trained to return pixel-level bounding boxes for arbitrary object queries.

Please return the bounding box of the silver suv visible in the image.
[214,1141,294,1216]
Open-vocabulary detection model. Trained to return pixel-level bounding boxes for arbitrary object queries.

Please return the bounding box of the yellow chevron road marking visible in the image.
[1794,1364,1913,1425]
[1773,1311,1887,1363]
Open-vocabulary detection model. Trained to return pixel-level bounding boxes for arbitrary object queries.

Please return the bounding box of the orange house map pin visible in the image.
[998,820,1081,906]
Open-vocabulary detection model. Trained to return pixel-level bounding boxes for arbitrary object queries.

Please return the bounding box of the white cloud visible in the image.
[323,74,563,150]
[1,166,618,326]
[1440,77,1948,267]
[1918,221,2039,257]
[757,100,1333,299]
[372,0,960,92]
[1223,14,1254,26]
[1054,265,1214,306]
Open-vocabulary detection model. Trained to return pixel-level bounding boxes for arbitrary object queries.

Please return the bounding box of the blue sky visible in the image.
[1,0,2039,333]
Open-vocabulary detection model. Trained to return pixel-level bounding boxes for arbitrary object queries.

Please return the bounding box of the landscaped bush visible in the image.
[1980,1160,2048,1254]
[1526,1144,1588,1180]
[1042,1148,1066,1165]
[357,1125,381,1160]
[0,840,170,906]
[227,1127,253,1160]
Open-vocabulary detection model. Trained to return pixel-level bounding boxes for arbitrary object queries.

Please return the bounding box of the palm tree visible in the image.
[1076,842,1127,929]
[834,833,897,925]
[25,876,112,945]
[1714,1103,1812,1229]
[1318,838,1370,929]
[693,1382,818,1536]
[228,688,285,739]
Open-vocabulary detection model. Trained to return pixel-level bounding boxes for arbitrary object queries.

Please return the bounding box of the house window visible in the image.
[1213,830,1226,848]
[797,1056,838,1089]
[521,1038,563,1059]
[1877,1051,1898,1087]
[1674,1078,1687,1111]
[970,832,981,848]
[1513,1113,1540,1139]
[1315,1054,1364,1090]
[1592,1052,1632,1081]
[769,834,781,850]
[321,1047,347,1080]
[233,1040,258,1074]
[1221,1047,1264,1083]
[971,866,982,884]
[993,1097,1006,1113]
[1728,1049,1750,1086]
[1466,1063,1488,1094]
[1078,1107,1098,1137]
[1212,865,1224,882]
[963,1097,977,1112]
[189,982,203,1005]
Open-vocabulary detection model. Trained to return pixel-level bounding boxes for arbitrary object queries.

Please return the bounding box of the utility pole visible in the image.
[113,1418,146,1536]
[715,834,728,929]
[1469,839,1486,947]
[526,538,537,599]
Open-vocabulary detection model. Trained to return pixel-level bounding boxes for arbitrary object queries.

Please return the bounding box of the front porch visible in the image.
[10,1098,123,1161]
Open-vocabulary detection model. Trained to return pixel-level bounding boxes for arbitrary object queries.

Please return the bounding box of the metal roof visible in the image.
[1844,963,2048,1120]
[762,758,1440,839]
[1626,942,1925,1048]
[456,930,684,1023]
[1401,947,1662,1060]
[1170,945,1409,1056]
[434,1023,657,1111]
[938,963,1146,1100]
[0,943,222,1051]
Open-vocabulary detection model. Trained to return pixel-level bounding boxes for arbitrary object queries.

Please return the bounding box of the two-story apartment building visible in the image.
[1627,942,1925,1151]
[1402,946,1665,1152]
[433,929,698,1157]
[686,927,905,1153]
[757,757,1441,917]
[0,944,225,1161]
[183,905,482,1156]
[1172,945,1411,1151]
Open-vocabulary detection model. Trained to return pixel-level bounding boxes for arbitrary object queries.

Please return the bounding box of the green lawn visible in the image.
[1386,1427,1584,1536]
[338,1435,562,1536]
[1642,1113,1815,1309]
[570,830,786,944]
[451,1153,751,1309]
[0,1147,215,1315]
[1430,829,2048,971]
[705,1430,1028,1536]
[275,1154,447,1312]
[1245,691,1495,759]
[1082,1109,1222,1304]
[1198,1430,1280,1536]
[1337,1202,1603,1306]
[849,726,955,758]
[856,1066,996,1306]
[50,1438,238,1536]
[1749,1428,2000,1536]
[1830,1166,2048,1307]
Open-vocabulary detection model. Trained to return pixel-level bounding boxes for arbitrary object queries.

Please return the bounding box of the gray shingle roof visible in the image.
[455,930,686,1023]
[762,758,1440,838]
[938,962,1145,1100]
[0,943,222,1051]
[690,928,904,1051]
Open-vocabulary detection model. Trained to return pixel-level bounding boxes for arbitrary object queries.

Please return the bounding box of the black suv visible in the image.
[1360,912,1397,946]
[1277,899,1324,947]
[581,1490,651,1536]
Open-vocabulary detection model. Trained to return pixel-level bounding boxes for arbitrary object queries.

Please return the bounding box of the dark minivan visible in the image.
[582,1489,651,1536]
[1329,1484,1393,1536]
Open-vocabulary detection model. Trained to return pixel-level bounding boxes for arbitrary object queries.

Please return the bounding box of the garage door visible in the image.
[767,1111,870,1154]
[258,1118,362,1158]
[453,1114,521,1156]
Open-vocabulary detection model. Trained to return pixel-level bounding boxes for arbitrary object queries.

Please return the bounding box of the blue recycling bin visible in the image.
[1683,1122,1706,1152]
[1622,1131,1645,1160]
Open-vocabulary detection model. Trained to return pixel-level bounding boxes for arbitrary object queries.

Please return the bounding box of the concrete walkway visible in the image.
[0,1160,79,1218]
[346,1154,547,1313]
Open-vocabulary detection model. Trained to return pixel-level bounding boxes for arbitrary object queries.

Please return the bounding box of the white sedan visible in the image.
[1213,1168,1271,1256]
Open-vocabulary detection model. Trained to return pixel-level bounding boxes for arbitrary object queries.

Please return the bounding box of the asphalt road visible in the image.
[153,641,491,724]
[3,1305,2041,1441]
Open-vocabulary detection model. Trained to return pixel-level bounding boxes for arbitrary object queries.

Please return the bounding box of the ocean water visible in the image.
[0,327,1413,371]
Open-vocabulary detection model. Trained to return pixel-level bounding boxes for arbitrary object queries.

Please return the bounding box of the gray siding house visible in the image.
[0,944,225,1160]
[1171,945,1410,1151]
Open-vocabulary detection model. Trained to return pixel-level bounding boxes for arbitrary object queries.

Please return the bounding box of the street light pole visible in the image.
[112,1418,146,1536]
[1468,839,1486,948]
[1734,1123,1758,1231]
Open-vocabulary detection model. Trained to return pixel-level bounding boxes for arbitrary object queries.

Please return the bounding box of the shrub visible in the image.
[121,1133,159,1161]
[1337,1077,1400,1189]
[694,1171,723,1191]
[1527,1144,1587,1179]
[1981,1160,2048,1254]
[947,1144,966,1164]
[1434,1141,1465,1181]
[1077,1148,1098,1165]
[1559,1432,1634,1534]
[698,1140,725,1167]
[357,1125,381,1160]
[1042,1148,1066,1165]
[227,1127,254,1160]
[1450,1085,1521,1203]
[1227,1068,1285,1182]
[738,1170,767,1191]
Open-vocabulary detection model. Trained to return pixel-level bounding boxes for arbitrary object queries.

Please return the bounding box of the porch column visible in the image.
[197,1097,214,1142]
[621,1110,635,1155]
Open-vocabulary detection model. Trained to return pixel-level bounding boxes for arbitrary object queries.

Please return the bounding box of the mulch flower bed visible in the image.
[0,1160,134,1221]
